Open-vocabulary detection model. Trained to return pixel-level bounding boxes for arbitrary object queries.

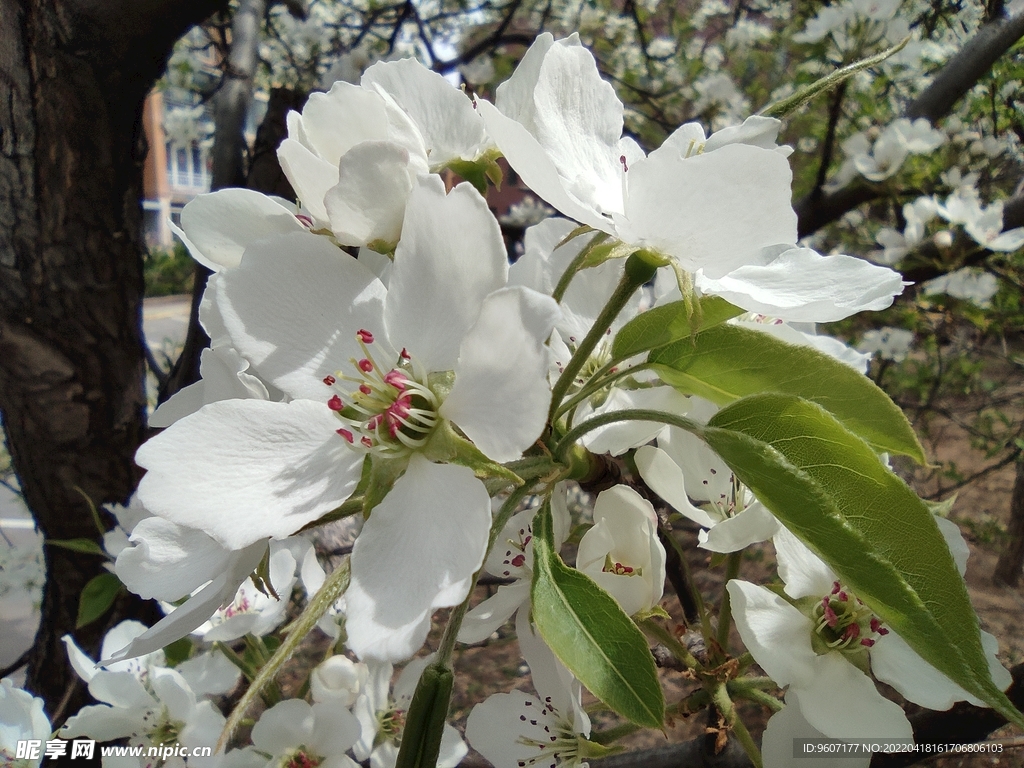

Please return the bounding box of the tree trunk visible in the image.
[994,459,1024,585]
[0,0,225,721]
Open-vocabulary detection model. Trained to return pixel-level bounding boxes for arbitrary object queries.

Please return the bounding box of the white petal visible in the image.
[466,691,562,768]
[362,59,488,167]
[697,248,906,322]
[635,445,717,529]
[528,41,626,215]
[457,581,530,644]
[178,189,305,271]
[105,543,266,663]
[63,634,100,684]
[870,630,975,710]
[277,138,337,225]
[346,458,490,661]
[796,653,913,740]
[136,399,361,548]
[935,515,969,577]
[580,385,690,456]
[88,671,153,710]
[476,98,612,231]
[116,516,240,601]
[60,704,144,741]
[516,610,588,733]
[386,177,508,372]
[437,724,469,768]
[151,668,196,722]
[726,580,818,689]
[773,526,837,599]
[298,82,389,166]
[251,699,315,755]
[325,141,417,247]
[309,702,362,756]
[698,502,779,553]
[150,346,270,429]
[620,145,796,277]
[761,695,871,768]
[216,231,388,402]
[176,652,241,697]
[442,286,559,462]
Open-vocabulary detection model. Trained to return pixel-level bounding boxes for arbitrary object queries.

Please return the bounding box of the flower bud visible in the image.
[311,655,368,707]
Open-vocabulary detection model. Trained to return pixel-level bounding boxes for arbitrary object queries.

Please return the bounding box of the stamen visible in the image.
[357,329,374,344]
[323,375,336,386]
[328,395,344,411]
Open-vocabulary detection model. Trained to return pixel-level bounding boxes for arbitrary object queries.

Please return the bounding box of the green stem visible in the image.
[435,598,469,667]
[213,641,257,682]
[729,686,783,712]
[548,254,657,425]
[554,362,653,421]
[217,557,351,752]
[716,552,742,652]
[590,722,641,745]
[728,676,778,691]
[711,683,763,768]
[552,232,608,303]
[555,409,701,462]
[639,618,704,673]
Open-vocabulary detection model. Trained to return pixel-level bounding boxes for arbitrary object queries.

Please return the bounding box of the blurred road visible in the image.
[0,294,192,684]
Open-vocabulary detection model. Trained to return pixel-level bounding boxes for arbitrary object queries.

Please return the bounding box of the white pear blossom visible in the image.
[279,58,491,247]
[923,268,1000,307]
[136,176,559,663]
[466,612,592,768]
[857,327,914,362]
[458,487,572,644]
[481,34,904,321]
[61,665,224,768]
[0,679,50,768]
[854,124,909,182]
[729,523,1011,745]
[310,656,367,707]
[246,699,361,768]
[477,34,797,279]
[353,656,467,768]
[576,486,666,616]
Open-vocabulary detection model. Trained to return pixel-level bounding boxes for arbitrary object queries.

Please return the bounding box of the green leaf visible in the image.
[77,572,122,628]
[758,36,910,118]
[649,322,925,462]
[162,637,193,667]
[46,537,107,556]
[531,501,664,729]
[702,393,1023,727]
[611,296,743,362]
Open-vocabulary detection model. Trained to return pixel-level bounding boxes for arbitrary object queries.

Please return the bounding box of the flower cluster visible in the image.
[35,28,1013,768]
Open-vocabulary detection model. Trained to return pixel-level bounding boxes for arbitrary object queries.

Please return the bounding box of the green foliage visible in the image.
[77,572,123,628]
[144,241,195,297]
[531,501,665,729]
[649,322,925,461]
[703,393,1024,726]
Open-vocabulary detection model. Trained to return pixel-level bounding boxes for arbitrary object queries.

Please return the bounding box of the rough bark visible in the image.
[0,0,225,720]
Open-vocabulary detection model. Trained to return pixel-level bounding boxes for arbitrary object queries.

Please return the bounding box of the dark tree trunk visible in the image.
[994,460,1024,585]
[0,0,225,721]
